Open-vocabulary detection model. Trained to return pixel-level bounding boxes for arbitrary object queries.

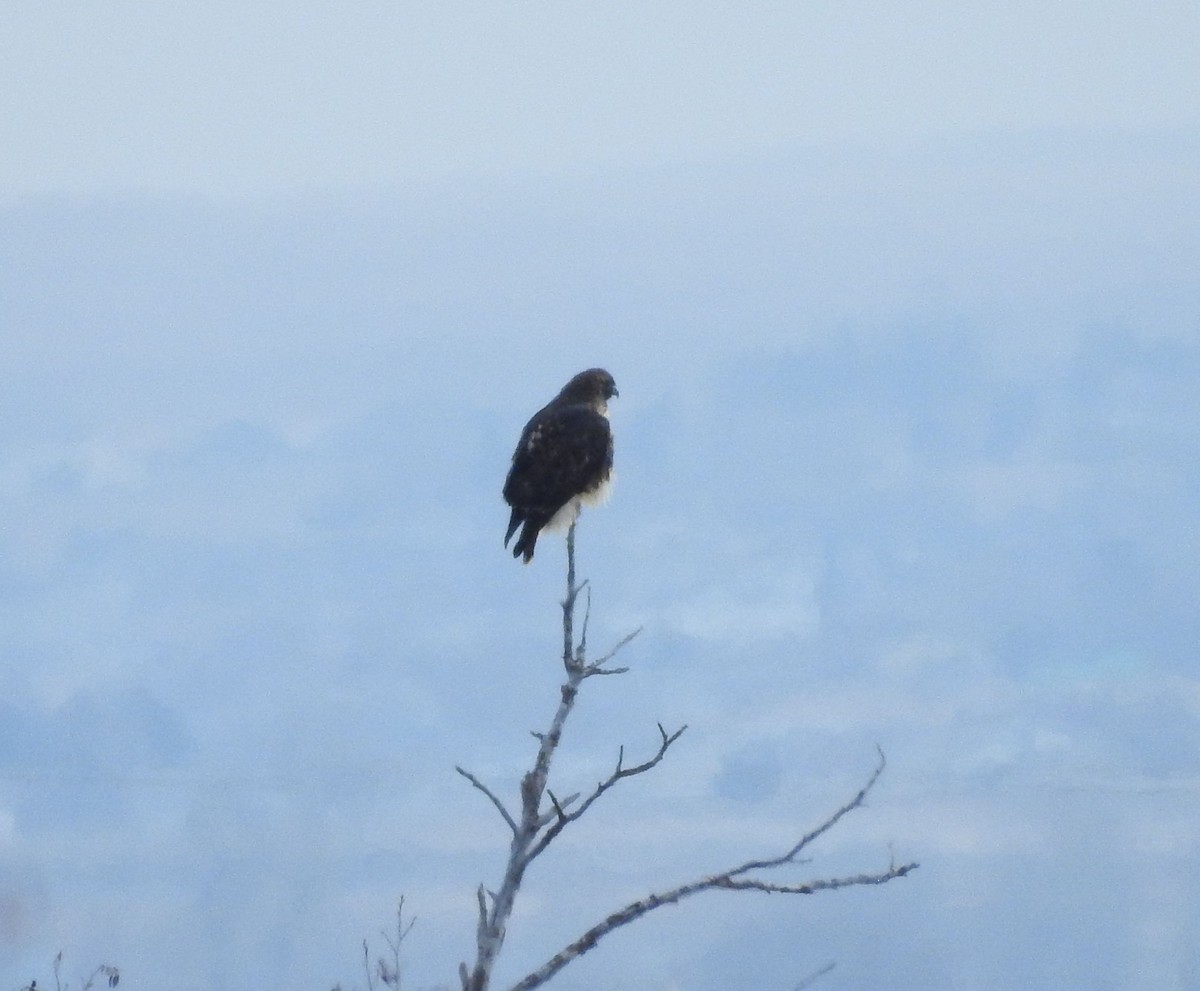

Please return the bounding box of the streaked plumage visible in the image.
[503,368,618,563]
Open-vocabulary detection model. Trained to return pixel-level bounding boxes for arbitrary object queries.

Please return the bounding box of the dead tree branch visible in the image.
[456,522,918,991]
[460,521,675,991]
[507,749,918,991]
[528,722,686,861]
[362,897,417,991]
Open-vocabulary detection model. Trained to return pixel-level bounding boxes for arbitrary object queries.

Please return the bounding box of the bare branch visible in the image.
[537,790,579,828]
[465,524,594,991]
[382,896,417,959]
[725,746,888,877]
[507,754,918,991]
[527,722,686,861]
[794,961,836,991]
[582,664,629,677]
[583,627,642,677]
[458,520,915,991]
[467,519,662,990]
[510,861,915,991]
[457,766,518,835]
[359,896,418,990]
[577,583,592,664]
[714,865,918,894]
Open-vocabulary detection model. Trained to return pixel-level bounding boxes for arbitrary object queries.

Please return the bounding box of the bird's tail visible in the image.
[512,522,540,564]
[504,507,522,548]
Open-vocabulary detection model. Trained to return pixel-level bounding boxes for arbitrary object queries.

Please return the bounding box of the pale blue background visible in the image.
[2,4,1198,989]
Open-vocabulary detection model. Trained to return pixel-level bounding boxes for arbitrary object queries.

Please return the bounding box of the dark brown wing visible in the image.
[503,404,613,560]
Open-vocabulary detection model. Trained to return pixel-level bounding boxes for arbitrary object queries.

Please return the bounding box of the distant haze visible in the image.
[2,5,1198,990]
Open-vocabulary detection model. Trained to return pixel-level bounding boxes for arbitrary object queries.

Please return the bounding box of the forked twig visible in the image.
[456,766,518,835]
[529,722,687,859]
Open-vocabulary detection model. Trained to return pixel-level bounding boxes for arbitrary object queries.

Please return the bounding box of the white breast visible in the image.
[542,471,615,533]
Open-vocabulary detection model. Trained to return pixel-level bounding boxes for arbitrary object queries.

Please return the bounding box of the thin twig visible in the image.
[794,960,836,991]
[457,766,519,835]
[583,627,642,677]
[577,584,593,664]
[475,884,488,934]
[728,746,888,877]
[382,896,417,962]
[536,792,576,827]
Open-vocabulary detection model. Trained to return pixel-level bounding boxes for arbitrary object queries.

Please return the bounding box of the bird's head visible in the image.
[559,368,619,409]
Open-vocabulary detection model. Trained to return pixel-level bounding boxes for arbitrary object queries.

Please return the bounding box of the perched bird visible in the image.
[503,368,618,563]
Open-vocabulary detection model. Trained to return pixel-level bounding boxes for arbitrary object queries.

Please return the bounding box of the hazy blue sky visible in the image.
[2,4,1198,990]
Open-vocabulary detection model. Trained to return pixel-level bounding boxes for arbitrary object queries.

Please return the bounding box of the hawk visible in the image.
[503,368,618,563]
